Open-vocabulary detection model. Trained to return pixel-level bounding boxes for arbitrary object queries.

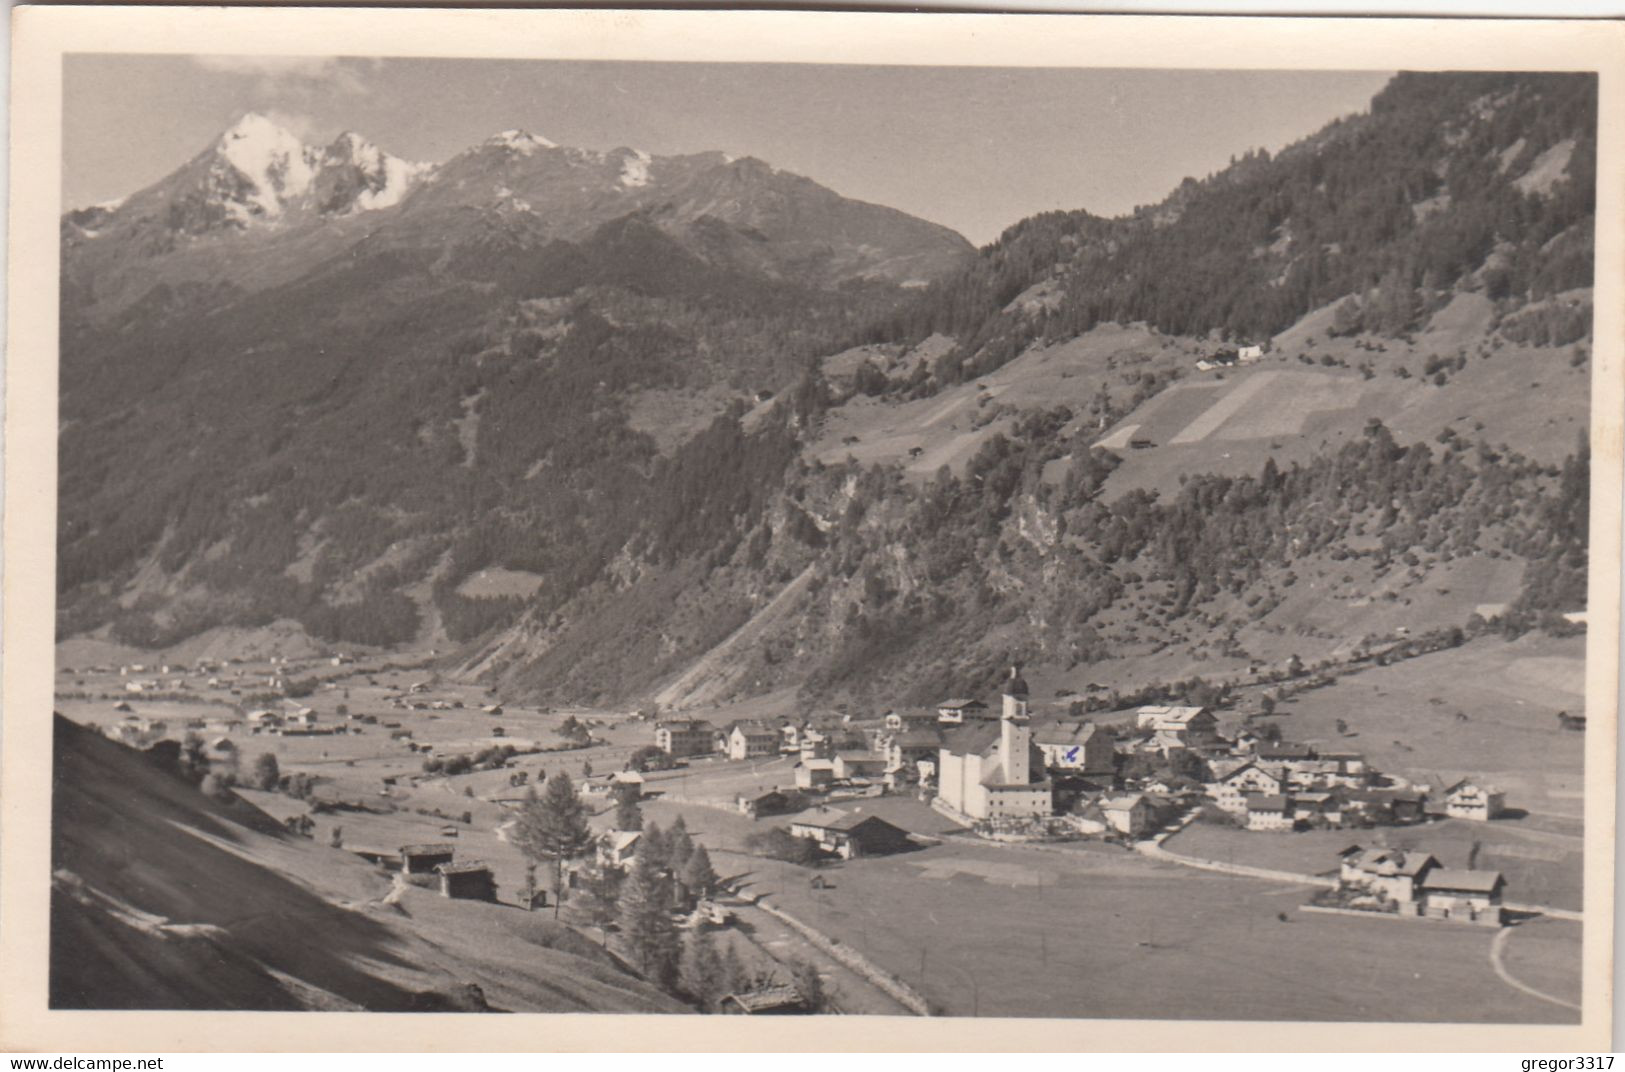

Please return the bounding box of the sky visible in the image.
[63,56,1392,246]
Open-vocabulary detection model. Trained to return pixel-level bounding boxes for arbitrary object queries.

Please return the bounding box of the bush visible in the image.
[744,827,821,865]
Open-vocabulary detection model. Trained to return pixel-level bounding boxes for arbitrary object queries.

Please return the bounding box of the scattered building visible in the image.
[1416,869,1505,925]
[437,861,497,901]
[1245,794,1296,832]
[399,843,457,875]
[655,718,716,758]
[1033,720,1115,780]
[1101,793,1153,837]
[719,985,809,1015]
[737,790,793,819]
[935,698,990,725]
[727,721,780,761]
[794,758,837,789]
[834,751,887,782]
[788,808,912,859]
[1444,780,1506,822]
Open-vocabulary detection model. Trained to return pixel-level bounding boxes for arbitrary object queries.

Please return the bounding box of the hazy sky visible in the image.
[63,56,1392,245]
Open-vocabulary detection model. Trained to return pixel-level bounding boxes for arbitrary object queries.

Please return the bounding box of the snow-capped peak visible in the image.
[320,131,431,212]
[215,112,318,222]
[618,147,652,189]
[486,129,557,155]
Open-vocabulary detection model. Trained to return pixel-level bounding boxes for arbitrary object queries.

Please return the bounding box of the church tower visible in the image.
[1000,664,1031,784]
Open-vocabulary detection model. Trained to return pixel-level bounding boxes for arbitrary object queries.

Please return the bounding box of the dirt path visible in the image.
[1489,926,1581,1011]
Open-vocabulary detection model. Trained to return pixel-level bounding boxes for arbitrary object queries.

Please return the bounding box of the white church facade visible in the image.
[937,666,1054,822]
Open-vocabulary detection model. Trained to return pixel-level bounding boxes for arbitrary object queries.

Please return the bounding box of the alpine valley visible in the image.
[59,70,1594,715]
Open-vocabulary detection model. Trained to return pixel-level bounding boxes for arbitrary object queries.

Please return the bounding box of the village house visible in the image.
[834,751,887,782]
[1416,869,1505,925]
[1444,780,1506,822]
[719,985,809,1015]
[794,758,837,789]
[1238,344,1265,362]
[399,843,457,875]
[884,709,940,733]
[1245,794,1296,831]
[1100,793,1153,837]
[1291,791,1342,825]
[655,718,716,758]
[1032,720,1116,782]
[1134,705,1221,752]
[798,728,834,761]
[788,808,912,859]
[737,790,793,819]
[936,668,1054,822]
[1210,761,1286,813]
[779,723,803,752]
[599,831,641,868]
[935,698,991,724]
[727,721,780,761]
[1338,846,1440,903]
[885,729,944,773]
[437,861,497,902]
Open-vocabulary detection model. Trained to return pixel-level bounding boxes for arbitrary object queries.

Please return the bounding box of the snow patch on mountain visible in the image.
[488,129,557,155]
[619,149,652,189]
[217,113,318,223]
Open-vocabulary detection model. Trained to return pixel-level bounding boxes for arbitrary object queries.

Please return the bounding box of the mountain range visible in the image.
[57,72,1595,713]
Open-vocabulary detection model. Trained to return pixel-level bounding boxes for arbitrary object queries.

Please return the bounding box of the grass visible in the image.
[1167,818,1583,912]
[722,837,1578,1022]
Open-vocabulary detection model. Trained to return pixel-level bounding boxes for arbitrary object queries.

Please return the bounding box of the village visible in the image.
[52,627,1584,1020]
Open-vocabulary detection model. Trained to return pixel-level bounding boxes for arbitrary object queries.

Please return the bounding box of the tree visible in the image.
[667,816,695,875]
[329,825,344,849]
[790,959,829,1013]
[613,796,643,833]
[252,752,281,791]
[511,773,594,919]
[720,939,749,997]
[680,927,725,1008]
[640,821,671,872]
[617,845,680,990]
[582,760,594,779]
[680,844,719,903]
[179,732,209,785]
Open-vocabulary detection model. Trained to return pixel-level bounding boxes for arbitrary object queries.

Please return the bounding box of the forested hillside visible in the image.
[863,72,1595,386]
[57,72,1596,713]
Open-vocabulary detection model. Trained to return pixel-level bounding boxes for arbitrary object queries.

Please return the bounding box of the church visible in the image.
[936,666,1054,822]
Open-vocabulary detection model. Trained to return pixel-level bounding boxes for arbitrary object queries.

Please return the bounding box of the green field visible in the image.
[721,836,1578,1022]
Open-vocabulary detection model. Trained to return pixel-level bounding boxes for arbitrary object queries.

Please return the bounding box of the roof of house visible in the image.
[722,985,805,1013]
[1102,794,1146,811]
[1032,721,1100,747]
[790,808,905,835]
[937,698,988,710]
[1258,742,1316,761]
[894,729,945,748]
[730,721,779,737]
[436,861,493,875]
[1136,705,1208,724]
[656,719,713,731]
[605,831,641,852]
[1248,795,1290,812]
[1347,848,1437,877]
[1445,779,1501,797]
[798,758,836,771]
[837,750,884,763]
[1420,869,1505,894]
[400,843,456,856]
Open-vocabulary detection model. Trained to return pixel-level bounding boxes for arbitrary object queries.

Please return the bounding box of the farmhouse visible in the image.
[799,729,834,761]
[834,751,887,782]
[794,758,837,789]
[400,843,456,874]
[1416,869,1505,925]
[1210,761,1286,813]
[886,729,944,772]
[788,808,912,859]
[727,721,780,760]
[1134,706,1220,750]
[1444,780,1506,822]
[935,698,990,724]
[737,790,793,818]
[884,709,939,733]
[719,985,808,1015]
[599,831,642,867]
[1245,795,1296,831]
[1032,720,1115,780]
[655,719,716,758]
[1338,847,1440,904]
[1101,794,1153,837]
[937,668,1053,822]
[437,861,497,902]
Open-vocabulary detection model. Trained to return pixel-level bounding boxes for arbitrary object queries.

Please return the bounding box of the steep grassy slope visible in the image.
[50,716,684,1012]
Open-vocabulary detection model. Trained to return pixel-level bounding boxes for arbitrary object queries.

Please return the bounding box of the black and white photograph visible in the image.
[5,6,1621,1054]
